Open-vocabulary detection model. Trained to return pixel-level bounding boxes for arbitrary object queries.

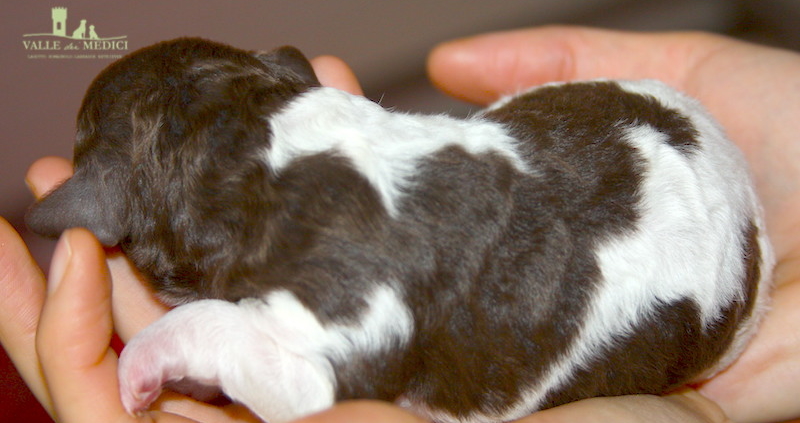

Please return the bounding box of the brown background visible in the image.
[1,0,798,422]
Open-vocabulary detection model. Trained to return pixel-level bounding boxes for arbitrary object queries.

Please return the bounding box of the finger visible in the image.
[0,217,53,415]
[155,393,262,423]
[107,251,169,343]
[36,228,132,423]
[26,156,73,199]
[310,55,364,96]
[294,401,427,423]
[427,26,707,105]
[515,390,727,423]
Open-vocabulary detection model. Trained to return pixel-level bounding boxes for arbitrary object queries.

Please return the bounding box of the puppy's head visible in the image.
[26,38,319,299]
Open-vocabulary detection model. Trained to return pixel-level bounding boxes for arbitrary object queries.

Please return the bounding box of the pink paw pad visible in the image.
[118,336,180,415]
[120,374,163,415]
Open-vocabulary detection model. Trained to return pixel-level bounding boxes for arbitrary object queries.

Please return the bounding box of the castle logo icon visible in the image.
[23,7,129,59]
[25,7,126,41]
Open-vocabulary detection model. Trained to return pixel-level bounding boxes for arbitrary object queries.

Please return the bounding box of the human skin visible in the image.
[1,27,798,423]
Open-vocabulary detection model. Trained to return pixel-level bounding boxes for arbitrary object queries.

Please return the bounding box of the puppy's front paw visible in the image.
[116,295,352,421]
[118,333,188,414]
[117,301,225,415]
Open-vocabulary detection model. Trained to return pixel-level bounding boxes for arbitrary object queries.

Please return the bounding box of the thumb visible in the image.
[36,228,132,423]
[427,26,704,105]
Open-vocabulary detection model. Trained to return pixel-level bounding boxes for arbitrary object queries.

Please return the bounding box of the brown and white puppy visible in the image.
[27,38,773,423]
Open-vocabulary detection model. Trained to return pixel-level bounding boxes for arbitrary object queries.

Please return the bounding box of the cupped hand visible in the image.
[428,26,800,423]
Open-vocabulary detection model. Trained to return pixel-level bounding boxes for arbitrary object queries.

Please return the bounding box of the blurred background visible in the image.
[1,0,798,422]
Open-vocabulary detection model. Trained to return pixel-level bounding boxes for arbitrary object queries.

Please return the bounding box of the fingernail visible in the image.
[24,176,40,199]
[48,230,73,294]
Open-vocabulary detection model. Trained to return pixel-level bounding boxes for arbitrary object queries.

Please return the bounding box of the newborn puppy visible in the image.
[27,38,774,423]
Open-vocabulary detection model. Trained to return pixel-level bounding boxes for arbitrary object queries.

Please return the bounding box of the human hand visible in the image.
[427,26,800,423]
[0,55,365,423]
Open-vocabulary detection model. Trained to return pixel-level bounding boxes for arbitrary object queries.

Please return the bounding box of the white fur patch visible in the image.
[119,284,413,423]
[258,284,415,366]
[615,82,775,377]
[266,87,529,215]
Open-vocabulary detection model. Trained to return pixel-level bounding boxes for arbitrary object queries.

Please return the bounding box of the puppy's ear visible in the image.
[26,171,125,246]
[255,46,320,86]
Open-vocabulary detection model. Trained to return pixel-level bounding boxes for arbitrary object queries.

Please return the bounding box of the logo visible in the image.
[23,7,129,60]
